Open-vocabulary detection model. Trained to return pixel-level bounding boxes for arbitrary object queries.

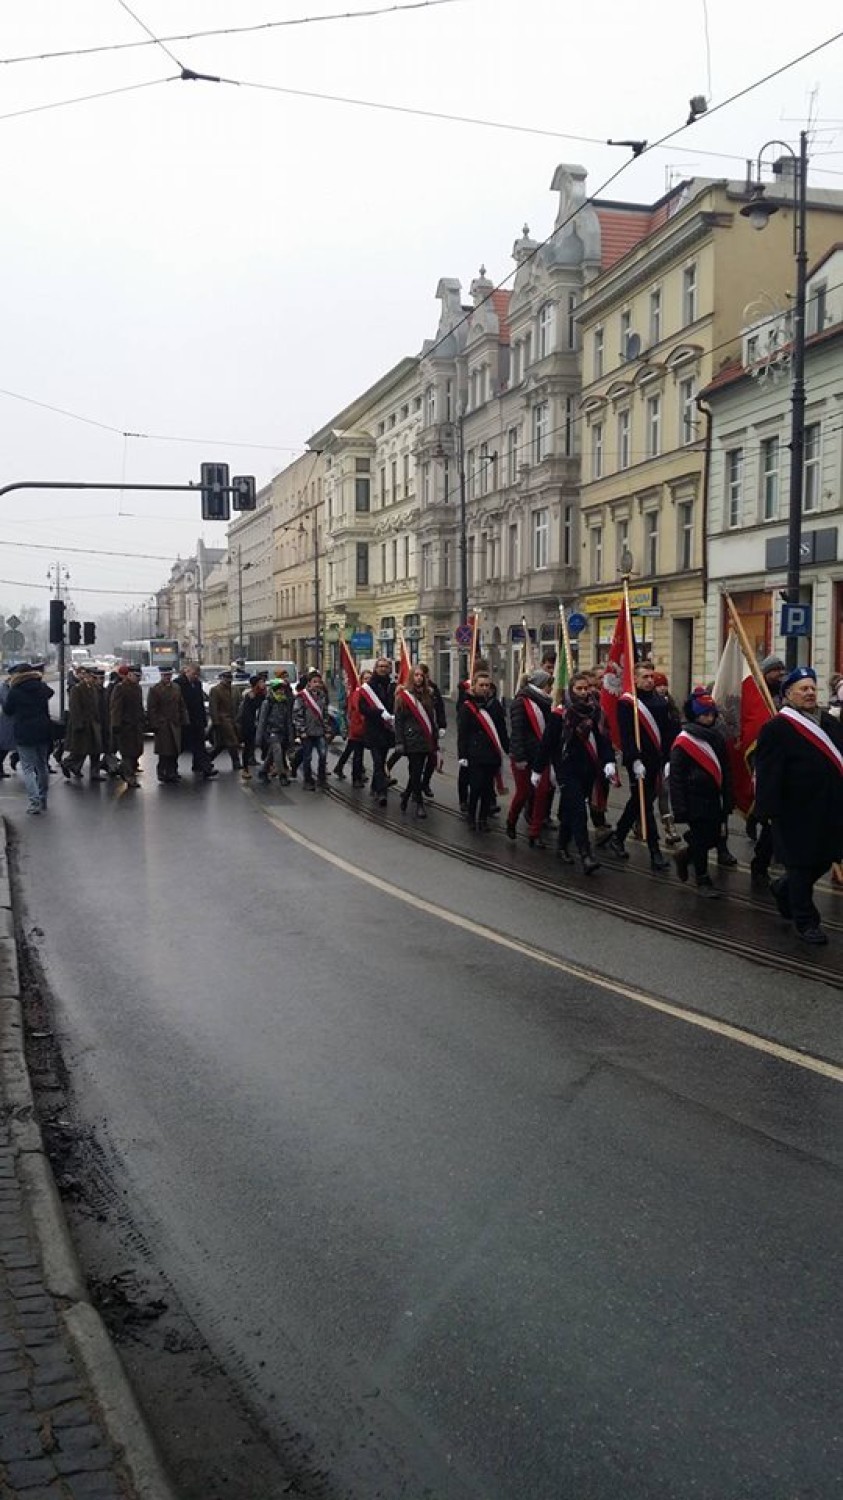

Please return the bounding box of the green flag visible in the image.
[553,627,569,705]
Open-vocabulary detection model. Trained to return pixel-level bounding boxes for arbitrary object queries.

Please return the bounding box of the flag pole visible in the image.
[554,603,573,707]
[519,614,529,686]
[468,608,481,680]
[622,571,648,842]
[723,593,777,715]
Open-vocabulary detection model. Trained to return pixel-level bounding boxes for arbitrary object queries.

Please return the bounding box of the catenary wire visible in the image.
[114,0,184,72]
[0,75,172,123]
[0,387,304,451]
[0,0,466,67]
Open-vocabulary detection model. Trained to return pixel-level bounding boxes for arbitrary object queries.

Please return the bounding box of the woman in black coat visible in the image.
[669,690,733,896]
[457,667,509,832]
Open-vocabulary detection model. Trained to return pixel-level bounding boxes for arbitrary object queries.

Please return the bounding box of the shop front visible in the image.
[583,587,657,665]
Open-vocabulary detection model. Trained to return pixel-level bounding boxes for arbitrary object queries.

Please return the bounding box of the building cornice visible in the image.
[577,212,727,325]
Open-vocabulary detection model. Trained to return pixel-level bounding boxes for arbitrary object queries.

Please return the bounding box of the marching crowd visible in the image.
[1,646,841,948]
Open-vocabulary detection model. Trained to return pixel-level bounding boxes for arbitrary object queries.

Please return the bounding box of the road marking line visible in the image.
[265,812,843,1086]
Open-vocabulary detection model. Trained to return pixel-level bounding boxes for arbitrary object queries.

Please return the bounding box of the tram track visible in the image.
[324,782,841,990]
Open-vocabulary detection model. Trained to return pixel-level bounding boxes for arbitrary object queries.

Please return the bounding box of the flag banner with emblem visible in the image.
[337,636,359,718]
[712,628,773,814]
[600,596,637,748]
[553,625,569,706]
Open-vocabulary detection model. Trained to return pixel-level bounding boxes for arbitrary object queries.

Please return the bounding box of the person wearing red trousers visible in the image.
[506,670,553,846]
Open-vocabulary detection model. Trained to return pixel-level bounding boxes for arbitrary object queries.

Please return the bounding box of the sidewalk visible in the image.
[0,819,177,1500]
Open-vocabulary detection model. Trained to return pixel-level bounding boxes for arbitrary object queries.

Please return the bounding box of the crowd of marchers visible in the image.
[1,648,841,949]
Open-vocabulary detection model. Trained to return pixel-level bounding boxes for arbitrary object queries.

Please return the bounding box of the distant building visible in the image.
[701,245,843,688]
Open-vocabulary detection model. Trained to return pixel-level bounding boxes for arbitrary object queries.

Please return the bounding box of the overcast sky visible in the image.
[1,0,842,627]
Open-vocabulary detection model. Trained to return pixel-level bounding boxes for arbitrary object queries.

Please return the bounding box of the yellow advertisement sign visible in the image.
[582,587,654,615]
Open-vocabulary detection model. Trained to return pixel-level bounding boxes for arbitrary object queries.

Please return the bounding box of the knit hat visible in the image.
[782,665,816,692]
[117,664,131,676]
[652,671,668,687]
[528,669,552,690]
[684,690,718,719]
[269,677,283,689]
[760,654,785,674]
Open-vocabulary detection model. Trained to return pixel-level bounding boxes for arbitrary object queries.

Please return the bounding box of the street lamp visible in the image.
[236,547,253,660]
[299,516,321,670]
[740,131,809,671]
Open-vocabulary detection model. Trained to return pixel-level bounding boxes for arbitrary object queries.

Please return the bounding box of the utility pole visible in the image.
[47,561,70,720]
[313,514,321,672]
[457,407,469,680]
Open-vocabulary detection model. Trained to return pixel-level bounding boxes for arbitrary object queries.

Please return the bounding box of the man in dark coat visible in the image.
[507,670,553,845]
[605,661,676,871]
[534,673,613,872]
[359,657,395,806]
[668,690,733,897]
[146,666,188,783]
[209,671,241,771]
[457,667,509,832]
[177,664,217,780]
[3,663,54,814]
[62,667,103,782]
[109,665,146,788]
[754,665,843,945]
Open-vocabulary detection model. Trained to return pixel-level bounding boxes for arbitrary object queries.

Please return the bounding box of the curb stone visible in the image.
[0,817,179,1500]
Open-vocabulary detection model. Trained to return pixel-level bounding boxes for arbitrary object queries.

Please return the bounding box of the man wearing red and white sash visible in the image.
[506,669,553,844]
[606,661,677,870]
[754,666,843,945]
[668,691,733,896]
[533,673,614,874]
[359,657,396,806]
[394,666,437,820]
[457,667,509,832]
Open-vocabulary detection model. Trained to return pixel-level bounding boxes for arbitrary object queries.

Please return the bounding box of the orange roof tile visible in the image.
[492,289,511,344]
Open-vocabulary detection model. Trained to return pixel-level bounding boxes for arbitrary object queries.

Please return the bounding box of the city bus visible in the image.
[119,639,180,671]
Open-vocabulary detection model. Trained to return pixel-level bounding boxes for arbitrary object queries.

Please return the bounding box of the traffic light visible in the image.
[67,620,82,646]
[200,462,230,521]
[49,599,66,644]
[232,475,257,512]
[83,621,96,646]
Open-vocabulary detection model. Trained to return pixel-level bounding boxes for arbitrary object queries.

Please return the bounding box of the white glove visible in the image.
[530,770,541,788]
[603,762,616,781]
[382,711,394,726]
[458,758,468,768]
[439,727,446,738]
[663,763,671,781]
[633,759,646,780]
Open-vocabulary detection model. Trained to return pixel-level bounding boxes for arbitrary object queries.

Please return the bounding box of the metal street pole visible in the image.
[458,408,469,680]
[237,546,244,659]
[313,514,321,672]
[785,130,809,672]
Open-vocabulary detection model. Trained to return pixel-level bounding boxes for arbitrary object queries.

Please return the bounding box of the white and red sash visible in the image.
[466,700,504,759]
[582,730,599,767]
[299,688,326,724]
[674,729,723,788]
[621,691,662,752]
[397,688,435,750]
[522,695,547,744]
[780,706,843,776]
[360,681,391,718]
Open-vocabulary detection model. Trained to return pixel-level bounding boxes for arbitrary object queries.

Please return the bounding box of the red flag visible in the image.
[338,637,359,699]
[397,635,412,688]
[600,596,636,749]
[712,630,773,815]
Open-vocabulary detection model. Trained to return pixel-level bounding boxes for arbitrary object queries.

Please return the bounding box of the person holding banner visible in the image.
[668,691,733,897]
[533,672,611,874]
[605,661,675,871]
[506,669,553,845]
[394,665,438,819]
[754,666,843,946]
[457,668,509,833]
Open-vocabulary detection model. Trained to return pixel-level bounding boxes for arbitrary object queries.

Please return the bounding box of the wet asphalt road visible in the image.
[4,764,843,1500]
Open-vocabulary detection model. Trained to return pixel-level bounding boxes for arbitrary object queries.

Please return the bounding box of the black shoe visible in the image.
[60,760,71,779]
[422,787,434,799]
[489,803,501,816]
[717,848,739,868]
[333,768,346,780]
[387,777,399,787]
[415,804,427,820]
[203,769,219,780]
[505,822,517,841]
[606,835,629,860]
[797,926,828,946]
[696,878,720,898]
[650,851,670,873]
[400,794,409,813]
[459,801,469,815]
[9,753,19,771]
[351,778,365,788]
[303,778,316,791]
[556,845,574,864]
[477,819,489,833]
[378,795,388,807]
[581,854,601,876]
[674,848,690,883]
[528,836,547,850]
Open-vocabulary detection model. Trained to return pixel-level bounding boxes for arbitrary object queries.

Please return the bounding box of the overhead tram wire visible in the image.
[0,387,304,452]
[114,0,185,72]
[0,0,466,67]
[0,75,172,124]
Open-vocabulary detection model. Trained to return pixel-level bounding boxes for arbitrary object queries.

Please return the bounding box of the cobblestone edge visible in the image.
[0,816,179,1500]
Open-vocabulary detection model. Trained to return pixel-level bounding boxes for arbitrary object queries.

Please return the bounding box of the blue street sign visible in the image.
[780,603,812,638]
[566,612,588,636]
[350,631,373,651]
[455,624,474,647]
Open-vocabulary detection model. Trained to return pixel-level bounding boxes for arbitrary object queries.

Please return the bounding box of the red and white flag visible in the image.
[712,630,773,815]
[397,634,413,688]
[338,636,359,699]
[600,596,636,750]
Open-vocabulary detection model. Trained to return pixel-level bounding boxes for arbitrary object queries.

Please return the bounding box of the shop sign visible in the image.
[582,586,654,614]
